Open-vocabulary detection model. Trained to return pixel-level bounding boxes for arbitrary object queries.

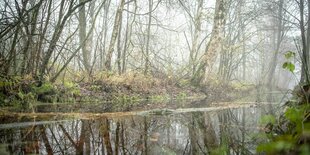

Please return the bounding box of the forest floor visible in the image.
[0,72,254,112]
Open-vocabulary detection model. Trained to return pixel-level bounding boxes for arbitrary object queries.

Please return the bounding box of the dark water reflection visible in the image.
[0,104,277,155]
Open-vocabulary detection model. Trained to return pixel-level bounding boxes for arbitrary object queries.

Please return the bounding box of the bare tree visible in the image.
[105,0,125,71]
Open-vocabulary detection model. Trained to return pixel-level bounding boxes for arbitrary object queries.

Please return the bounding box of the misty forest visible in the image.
[0,0,310,154]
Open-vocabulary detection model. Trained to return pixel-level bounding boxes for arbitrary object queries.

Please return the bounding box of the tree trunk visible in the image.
[122,1,137,74]
[192,0,227,84]
[117,10,123,75]
[267,0,284,102]
[189,0,203,76]
[105,0,125,71]
[39,0,91,83]
[299,0,310,84]
[78,0,91,74]
[144,0,153,75]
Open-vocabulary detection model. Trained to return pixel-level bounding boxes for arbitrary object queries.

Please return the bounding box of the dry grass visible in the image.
[93,71,166,91]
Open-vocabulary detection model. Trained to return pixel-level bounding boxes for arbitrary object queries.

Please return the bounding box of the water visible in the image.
[0,102,278,155]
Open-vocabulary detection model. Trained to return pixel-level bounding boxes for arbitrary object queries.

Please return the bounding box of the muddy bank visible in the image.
[0,74,254,113]
[0,102,272,125]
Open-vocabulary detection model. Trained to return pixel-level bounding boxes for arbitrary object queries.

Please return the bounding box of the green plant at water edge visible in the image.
[257,104,310,154]
[257,51,310,154]
[33,82,54,94]
[64,82,80,96]
[32,82,57,103]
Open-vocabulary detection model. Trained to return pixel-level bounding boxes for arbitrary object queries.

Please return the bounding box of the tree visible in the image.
[298,0,310,84]
[192,0,228,84]
[266,0,285,101]
[105,0,125,71]
[39,0,91,83]
[144,0,153,75]
[78,0,94,75]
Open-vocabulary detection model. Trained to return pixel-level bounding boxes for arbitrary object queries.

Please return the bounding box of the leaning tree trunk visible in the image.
[192,0,227,84]
[39,0,91,83]
[104,0,125,71]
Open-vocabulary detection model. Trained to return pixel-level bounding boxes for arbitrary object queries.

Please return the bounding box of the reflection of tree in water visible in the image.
[217,107,269,155]
[0,106,275,154]
[187,112,218,154]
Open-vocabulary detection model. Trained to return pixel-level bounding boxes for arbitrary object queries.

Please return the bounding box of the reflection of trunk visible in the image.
[40,126,53,155]
[48,126,65,154]
[143,117,148,155]
[218,111,229,154]
[188,114,199,154]
[115,121,120,155]
[198,112,218,153]
[241,107,246,154]
[59,124,77,148]
[101,119,113,155]
[121,121,126,155]
[77,120,90,155]
[188,112,218,154]
[22,126,40,154]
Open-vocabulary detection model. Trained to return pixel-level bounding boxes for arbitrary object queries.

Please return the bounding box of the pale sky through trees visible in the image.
[0,0,304,89]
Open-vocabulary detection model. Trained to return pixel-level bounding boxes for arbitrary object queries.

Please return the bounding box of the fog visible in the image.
[0,0,305,91]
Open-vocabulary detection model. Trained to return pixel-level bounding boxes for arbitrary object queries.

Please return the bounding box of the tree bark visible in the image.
[105,0,125,71]
[78,0,91,74]
[144,0,153,75]
[192,0,227,84]
[299,0,310,84]
[39,0,91,83]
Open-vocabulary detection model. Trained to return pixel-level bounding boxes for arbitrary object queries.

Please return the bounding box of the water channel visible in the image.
[0,101,279,155]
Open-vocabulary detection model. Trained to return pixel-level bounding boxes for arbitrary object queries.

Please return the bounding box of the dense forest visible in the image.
[1,0,310,154]
[0,0,301,88]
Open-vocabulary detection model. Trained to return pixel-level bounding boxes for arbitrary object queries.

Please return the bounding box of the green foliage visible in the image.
[257,104,310,154]
[211,144,228,155]
[282,51,296,73]
[33,82,54,94]
[259,114,276,125]
[282,62,295,73]
[300,144,310,155]
[284,51,295,59]
[64,81,80,96]
[257,141,294,153]
[0,81,13,88]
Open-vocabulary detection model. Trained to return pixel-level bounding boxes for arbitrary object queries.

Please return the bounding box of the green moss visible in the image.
[35,82,53,94]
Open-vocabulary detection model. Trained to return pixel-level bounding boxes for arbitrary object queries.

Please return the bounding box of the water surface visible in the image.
[0,101,278,155]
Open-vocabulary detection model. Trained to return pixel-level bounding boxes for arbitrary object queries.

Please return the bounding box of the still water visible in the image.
[0,102,278,155]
